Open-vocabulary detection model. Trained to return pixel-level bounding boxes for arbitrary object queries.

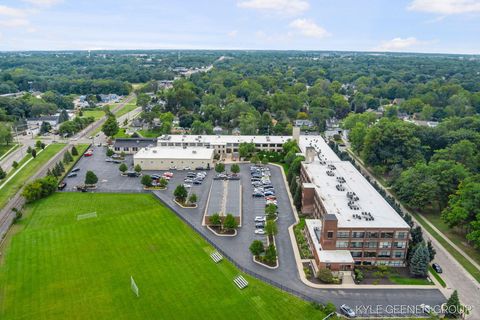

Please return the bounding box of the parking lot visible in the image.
[62,153,446,314]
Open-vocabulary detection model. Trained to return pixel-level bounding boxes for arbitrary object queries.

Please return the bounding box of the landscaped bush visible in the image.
[317,268,334,284]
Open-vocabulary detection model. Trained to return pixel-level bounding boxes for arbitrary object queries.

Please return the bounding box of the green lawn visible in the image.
[412,212,480,284]
[137,129,162,138]
[114,98,138,118]
[429,266,446,288]
[388,275,433,285]
[0,193,327,320]
[0,144,66,210]
[0,144,18,161]
[422,212,480,267]
[113,128,131,139]
[82,108,106,121]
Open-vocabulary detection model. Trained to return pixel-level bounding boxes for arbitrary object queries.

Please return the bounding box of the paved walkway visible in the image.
[346,148,480,317]
[152,164,446,318]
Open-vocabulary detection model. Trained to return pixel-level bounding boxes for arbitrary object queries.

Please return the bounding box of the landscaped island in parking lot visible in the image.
[0,192,328,319]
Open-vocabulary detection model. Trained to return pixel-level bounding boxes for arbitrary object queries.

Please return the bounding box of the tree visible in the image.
[12,161,18,169]
[409,243,430,278]
[27,146,32,154]
[158,177,168,188]
[231,164,240,175]
[35,140,42,149]
[445,290,461,318]
[102,115,119,137]
[410,226,424,246]
[174,184,188,203]
[223,213,238,230]
[22,176,57,203]
[265,219,278,236]
[264,244,277,264]
[294,182,302,210]
[85,171,98,185]
[119,163,128,173]
[63,151,73,164]
[31,149,37,158]
[58,109,69,123]
[317,268,334,283]
[141,175,152,187]
[261,156,268,165]
[427,240,436,262]
[249,240,264,257]
[188,193,197,204]
[71,146,78,156]
[239,142,256,158]
[215,163,225,174]
[39,121,52,134]
[0,166,6,180]
[134,164,142,173]
[265,204,277,219]
[106,148,114,157]
[209,213,222,226]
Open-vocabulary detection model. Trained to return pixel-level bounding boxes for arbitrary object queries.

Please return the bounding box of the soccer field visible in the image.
[0,193,326,320]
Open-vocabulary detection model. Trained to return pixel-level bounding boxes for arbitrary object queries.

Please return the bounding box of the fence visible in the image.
[151,192,320,304]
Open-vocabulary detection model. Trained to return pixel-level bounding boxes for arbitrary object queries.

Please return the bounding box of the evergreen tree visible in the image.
[445,290,461,318]
[31,149,37,158]
[27,146,32,154]
[294,182,302,210]
[427,240,436,262]
[289,175,297,194]
[85,171,98,185]
[58,161,65,173]
[71,146,78,156]
[410,226,424,246]
[102,115,119,137]
[409,243,429,278]
[0,166,6,180]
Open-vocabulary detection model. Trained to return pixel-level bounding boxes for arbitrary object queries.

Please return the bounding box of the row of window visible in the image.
[335,231,408,239]
[336,241,406,249]
[158,142,284,148]
[114,147,139,152]
[350,251,405,259]
[354,260,405,267]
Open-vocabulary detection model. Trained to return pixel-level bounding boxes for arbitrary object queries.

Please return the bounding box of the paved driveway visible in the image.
[153,164,446,317]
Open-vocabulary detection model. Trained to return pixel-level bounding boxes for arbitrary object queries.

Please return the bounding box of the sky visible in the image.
[0,0,479,53]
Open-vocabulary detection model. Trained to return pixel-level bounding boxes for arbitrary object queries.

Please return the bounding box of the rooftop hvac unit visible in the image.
[192,150,197,154]
[152,150,157,153]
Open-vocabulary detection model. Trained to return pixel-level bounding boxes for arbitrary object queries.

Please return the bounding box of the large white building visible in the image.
[133,146,214,171]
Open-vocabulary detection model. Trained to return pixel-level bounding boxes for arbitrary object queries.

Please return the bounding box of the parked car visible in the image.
[183,167,191,170]
[151,174,161,180]
[183,184,192,188]
[193,180,202,185]
[184,178,194,183]
[264,191,275,197]
[71,168,80,173]
[67,173,77,178]
[254,229,266,235]
[105,158,114,162]
[252,192,264,197]
[84,150,93,157]
[255,222,265,228]
[340,304,356,318]
[265,195,277,201]
[126,171,139,177]
[265,200,277,206]
[169,166,177,170]
[254,216,266,222]
[76,185,87,192]
[164,172,174,177]
[58,182,67,190]
[432,263,442,273]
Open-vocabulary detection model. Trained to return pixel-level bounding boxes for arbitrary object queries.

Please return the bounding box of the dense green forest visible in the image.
[0,50,479,248]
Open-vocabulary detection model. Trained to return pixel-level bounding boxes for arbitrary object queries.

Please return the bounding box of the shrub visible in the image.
[174,185,188,203]
[223,213,237,230]
[249,240,264,257]
[119,163,128,173]
[12,161,18,169]
[230,163,240,174]
[158,177,168,188]
[317,268,334,284]
[134,164,142,173]
[85,171,98,185]
[215,163,225,173]
[188,193,197,204]
[264,244,277,263]
[106,148,114,157]
[209,213,221,226]
[141,175,152,187]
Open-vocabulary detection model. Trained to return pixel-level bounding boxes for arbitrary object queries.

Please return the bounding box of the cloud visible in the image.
[227,30,238,38]
[408,0,480,15]
[289,18,329,38]
[0,5,27,17]
[21,0,63,7]
[0,19,30,28]
[237,0,309,16]
[374,37,428,51]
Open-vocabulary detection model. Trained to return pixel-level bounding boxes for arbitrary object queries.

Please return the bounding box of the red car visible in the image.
[84,150,93,157]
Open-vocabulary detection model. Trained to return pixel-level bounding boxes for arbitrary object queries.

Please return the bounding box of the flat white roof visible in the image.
[305,219,354,264]
[158,134,291,146]
[134,147,214,160]
[300,136,409,230]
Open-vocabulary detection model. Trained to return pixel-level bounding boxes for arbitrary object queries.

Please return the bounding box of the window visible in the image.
[364,251,377,258]
[114,147,120,151]
[352,232,365,238]
[394,251,405,258]
[350,251,362,258]
[366,232,379,238]
[337,231,350,238]
[381,232,394,239]
[379,241,391,249]
[336,241,349,248]
[396,231,407,239]
[364,241,377,248]
[350,241,363,248]
[378,251,391,258]
[393,241,406,249]
[327,231,334,239]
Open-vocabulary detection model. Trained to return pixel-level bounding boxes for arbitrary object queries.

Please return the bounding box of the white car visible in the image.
[340,304,356,318]
[254,216,266,222]
[183,184,192,188]
[254,229,266,235]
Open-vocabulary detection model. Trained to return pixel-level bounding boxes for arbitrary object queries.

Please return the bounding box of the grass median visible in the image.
[0,193,328,320]
[0,143,66,210]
